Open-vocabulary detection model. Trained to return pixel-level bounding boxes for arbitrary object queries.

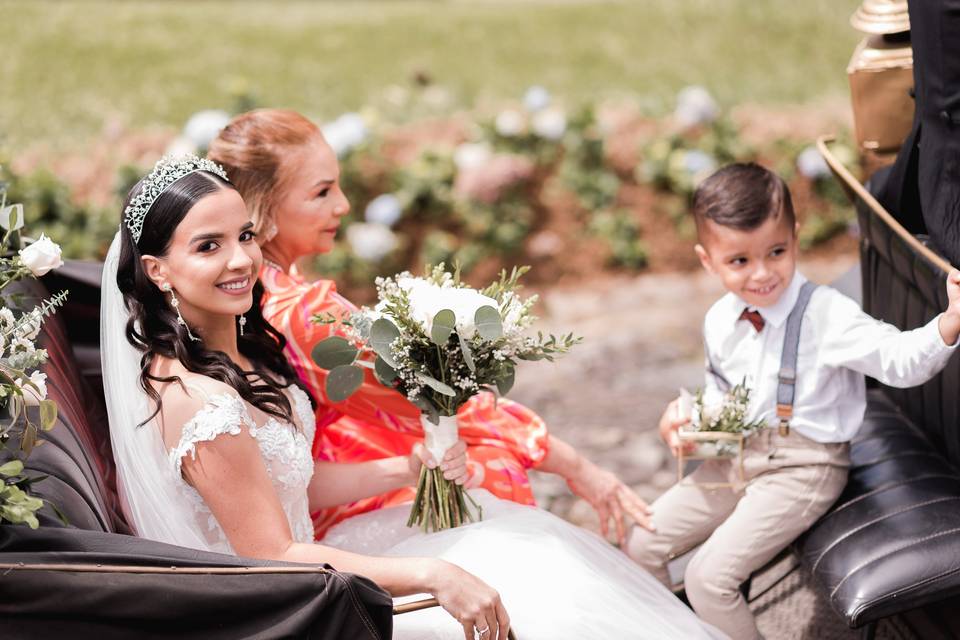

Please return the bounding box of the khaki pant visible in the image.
[627,428,850,640]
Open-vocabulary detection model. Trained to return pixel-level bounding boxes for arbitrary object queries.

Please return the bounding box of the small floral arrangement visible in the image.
[0,184,67,528]
[312,264,578,531]
[678,380,765,458]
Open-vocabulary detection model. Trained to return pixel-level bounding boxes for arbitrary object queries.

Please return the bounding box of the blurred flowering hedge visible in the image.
[3,85,856,299]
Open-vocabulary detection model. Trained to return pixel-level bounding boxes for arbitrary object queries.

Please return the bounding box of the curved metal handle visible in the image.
[815,135,954,274]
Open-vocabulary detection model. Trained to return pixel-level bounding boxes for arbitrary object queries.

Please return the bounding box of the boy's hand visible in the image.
[658,398,692,457]
[939,269,960,346]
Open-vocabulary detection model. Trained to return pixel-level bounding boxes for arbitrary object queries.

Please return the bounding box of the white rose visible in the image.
[531,108,567,141]
[19,234,64,276]
[346,223,398,262]
[19,371,47,406]
[364,194,403,227]
[183,109,231,149]
[0,203,24,231]
[395,278,499,338]
[495,109,526,137]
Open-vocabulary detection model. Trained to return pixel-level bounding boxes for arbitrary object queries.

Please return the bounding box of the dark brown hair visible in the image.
[118,171,308,426]
[691,162,795,237]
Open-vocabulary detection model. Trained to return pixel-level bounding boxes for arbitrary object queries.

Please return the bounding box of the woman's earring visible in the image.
[238,314,247,337]
[161,282,201,343]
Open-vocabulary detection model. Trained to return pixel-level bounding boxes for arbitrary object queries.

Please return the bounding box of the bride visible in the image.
[102,154,726,639]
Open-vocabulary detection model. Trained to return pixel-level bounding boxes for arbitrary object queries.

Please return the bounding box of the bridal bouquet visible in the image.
[0,186,67,528]
[312,264,578,531]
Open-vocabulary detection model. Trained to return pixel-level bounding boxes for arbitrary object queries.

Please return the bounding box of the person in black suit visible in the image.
[877,0,960,265]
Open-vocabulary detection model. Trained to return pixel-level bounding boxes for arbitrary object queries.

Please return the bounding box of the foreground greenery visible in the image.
[4,0,860,150]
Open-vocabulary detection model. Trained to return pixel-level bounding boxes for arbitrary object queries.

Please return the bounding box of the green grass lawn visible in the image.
[3,0,861,152]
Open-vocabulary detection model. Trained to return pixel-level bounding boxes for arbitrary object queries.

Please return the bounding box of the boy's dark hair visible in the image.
[691,162,795,236]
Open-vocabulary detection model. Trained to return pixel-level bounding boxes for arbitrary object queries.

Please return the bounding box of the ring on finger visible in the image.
[474,625,490,638]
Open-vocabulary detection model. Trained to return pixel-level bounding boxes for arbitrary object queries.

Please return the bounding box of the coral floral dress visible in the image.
[259,263,550,539]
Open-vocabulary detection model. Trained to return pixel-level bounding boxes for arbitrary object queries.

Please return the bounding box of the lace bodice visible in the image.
[168,385,316,554]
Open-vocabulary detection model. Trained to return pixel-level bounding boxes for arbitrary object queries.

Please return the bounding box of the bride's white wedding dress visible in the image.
[165,388,724,639]
[100,234,725,640]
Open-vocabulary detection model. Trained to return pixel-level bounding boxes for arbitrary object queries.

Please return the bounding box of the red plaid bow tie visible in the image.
[739,308,765,333]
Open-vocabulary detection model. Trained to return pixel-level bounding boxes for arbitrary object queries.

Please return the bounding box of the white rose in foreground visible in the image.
[346,223,398,262]
[19,371,47,406]
[19,234,64,276]
[532,108,567,141]
[395,278,499,338]
[495,109,526,137]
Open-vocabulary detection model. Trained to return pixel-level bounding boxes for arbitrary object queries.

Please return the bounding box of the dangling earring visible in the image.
[161,282,201,343]
[238,314,247,337]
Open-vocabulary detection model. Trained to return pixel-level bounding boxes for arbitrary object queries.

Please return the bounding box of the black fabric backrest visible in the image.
[2,273,127,533]
[857,196,960,466]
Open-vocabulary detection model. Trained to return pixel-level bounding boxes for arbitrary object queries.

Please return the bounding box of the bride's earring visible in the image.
[161,282,201,343]
[238,314,247,337]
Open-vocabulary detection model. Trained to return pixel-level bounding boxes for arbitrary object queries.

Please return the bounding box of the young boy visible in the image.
[627,162,960,640]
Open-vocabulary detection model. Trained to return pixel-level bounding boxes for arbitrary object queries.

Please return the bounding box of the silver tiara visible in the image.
[124,154,230,243]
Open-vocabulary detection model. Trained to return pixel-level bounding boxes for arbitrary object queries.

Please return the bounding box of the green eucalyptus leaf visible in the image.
[311,336,359,370]
[0,459,23,477]
[457,332,475,372]
[39,399,57,431]
[415,373,457,397]
[431,309,456,345]
[496,368,516,397]
[374,356,399,386]
[20,422,37,455]
[474,305,502,341]
[370,319,402,367]
[325,365,365,403]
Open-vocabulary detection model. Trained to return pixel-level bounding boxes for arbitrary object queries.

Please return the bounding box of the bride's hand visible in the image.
[427,559,511,640]
[409,440,470,484]
[566,458,655,547]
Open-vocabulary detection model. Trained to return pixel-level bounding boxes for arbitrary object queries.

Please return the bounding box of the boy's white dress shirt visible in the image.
[703,271,957,443]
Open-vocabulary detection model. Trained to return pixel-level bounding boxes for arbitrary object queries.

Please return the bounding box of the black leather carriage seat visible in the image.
[796,166,960,634]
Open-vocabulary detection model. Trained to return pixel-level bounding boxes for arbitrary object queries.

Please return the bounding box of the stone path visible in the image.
[508,254,918,639]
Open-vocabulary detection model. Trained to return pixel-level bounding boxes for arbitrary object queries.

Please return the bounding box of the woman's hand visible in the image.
[428,559,511,640]
[409,440,470,485]
[566,458,655,547]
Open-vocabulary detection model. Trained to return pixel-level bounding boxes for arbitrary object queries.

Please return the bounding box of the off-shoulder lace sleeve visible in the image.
[169,393,256,476]
[288,385,315,443]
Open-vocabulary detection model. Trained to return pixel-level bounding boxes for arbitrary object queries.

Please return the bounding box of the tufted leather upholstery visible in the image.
[0,264,393,639]
[796,182,960,631]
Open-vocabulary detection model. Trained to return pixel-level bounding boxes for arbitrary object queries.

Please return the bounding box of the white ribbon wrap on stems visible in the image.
[421,414,459,462]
